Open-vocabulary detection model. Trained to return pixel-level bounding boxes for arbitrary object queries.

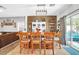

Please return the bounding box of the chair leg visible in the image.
[20,44,22,54]
[25,43,29,54]
[44,44,46,55]
[27,43,29,54]
[39,44,41,54]
[52,43,54,55]
[20,48,21,54]
[20,47,22,54]
[52,47,54,55]
[31,43,34,54]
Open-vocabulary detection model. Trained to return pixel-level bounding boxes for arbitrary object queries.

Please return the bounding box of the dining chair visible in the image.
[54,32,62,49]
[18,32,30,54]
[44,32,54,55]
[30,32,41,54]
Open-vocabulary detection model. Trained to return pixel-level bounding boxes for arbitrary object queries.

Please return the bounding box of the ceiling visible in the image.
[0,4,72,17]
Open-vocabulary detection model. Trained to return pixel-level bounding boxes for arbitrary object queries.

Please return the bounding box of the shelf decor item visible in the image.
[36,27,40,32]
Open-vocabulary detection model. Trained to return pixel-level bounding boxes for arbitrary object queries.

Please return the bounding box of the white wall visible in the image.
[25,16,27,32]
[0,17,25,32]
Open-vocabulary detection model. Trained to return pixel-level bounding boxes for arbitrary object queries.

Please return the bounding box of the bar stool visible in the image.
[44,32,54,55]
[54,32,62,49]
[30,32,41,54]
[18,32,30,54]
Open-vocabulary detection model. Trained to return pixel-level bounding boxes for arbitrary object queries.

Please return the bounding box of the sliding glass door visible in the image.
[65,17,71,45]
[66,14,79,50]
[71,14,79,49]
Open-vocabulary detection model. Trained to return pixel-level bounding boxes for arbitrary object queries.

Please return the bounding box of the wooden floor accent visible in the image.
[0,40,70,55]
[0,40,19,55]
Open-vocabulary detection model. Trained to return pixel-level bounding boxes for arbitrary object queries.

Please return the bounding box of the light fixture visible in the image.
[49,4,55,7]
[0,6,6,12]
[37,4,46,6]
[36,4,47,16]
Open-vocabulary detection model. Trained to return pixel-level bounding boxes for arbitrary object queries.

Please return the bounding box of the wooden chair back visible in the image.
[31,32,41,40]
[18,32,29,41]
[55,32,62,38]
[44,32,54,40]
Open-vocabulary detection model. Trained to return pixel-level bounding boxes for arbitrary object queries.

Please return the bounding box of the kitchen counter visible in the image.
[0,32,19,48]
